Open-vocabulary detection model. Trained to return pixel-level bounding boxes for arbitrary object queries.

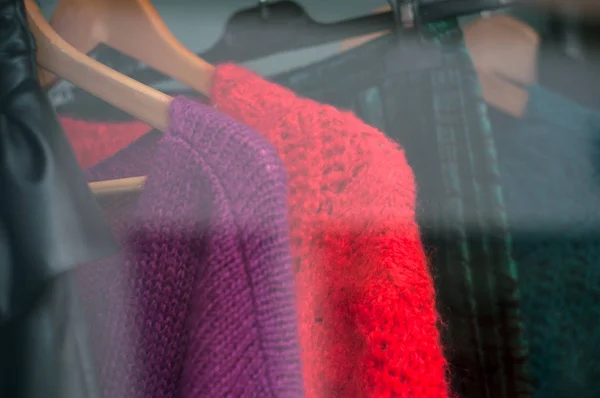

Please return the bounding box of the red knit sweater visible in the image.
[60,64,450,397]
[61,117,151,168]
[211,64,449,397]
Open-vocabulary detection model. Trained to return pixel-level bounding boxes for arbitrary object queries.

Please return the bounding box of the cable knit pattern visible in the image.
[211,64,450,397]
[81,98,304,398]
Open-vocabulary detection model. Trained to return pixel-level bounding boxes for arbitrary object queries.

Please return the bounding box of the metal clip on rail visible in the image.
[389,0,516,30]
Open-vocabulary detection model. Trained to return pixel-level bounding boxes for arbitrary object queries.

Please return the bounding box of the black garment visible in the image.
[272,21,532,398]
[0,0,117,397]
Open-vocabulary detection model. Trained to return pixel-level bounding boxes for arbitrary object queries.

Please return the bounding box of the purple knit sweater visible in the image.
[79,97,304,398]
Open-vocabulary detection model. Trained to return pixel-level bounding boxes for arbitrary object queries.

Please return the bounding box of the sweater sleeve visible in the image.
[316,108,450,397]
[322,225,449,397]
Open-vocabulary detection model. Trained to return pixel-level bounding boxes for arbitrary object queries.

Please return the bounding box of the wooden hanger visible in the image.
[339,5,391,52]
[463,14,540,117]
[339,10,539,118]
[25,0,171,132]
[41,0,215,96]
[33,0,218,196]
[24,0,170,197]
[88,176,147,196]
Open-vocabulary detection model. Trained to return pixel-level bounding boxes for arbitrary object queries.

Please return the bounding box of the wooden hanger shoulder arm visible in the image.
[25,0,171,131]
[48,0,214,96]
[89,176,147,195]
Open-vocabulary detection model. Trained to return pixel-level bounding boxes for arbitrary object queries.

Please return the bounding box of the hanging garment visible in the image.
[60,68,450,398]
[210,64,450,397]
[80,97,304,398]
[58,32,458,397]
[268,21,531,398]
[0,0,117,397]
[61,118,152,169]
[55,20,506,398]
[491,85,600,398]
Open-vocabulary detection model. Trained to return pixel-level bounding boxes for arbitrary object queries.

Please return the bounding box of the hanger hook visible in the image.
[387,0,417,32]
[559,2,583,60]
[259,0,270,20]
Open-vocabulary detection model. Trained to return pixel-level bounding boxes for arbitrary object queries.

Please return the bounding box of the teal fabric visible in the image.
[273,20,531,398]
[492,85,600,398]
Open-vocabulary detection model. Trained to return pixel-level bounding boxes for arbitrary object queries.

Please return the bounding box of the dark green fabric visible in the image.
[273,20,531,398]
[492,85,600,398]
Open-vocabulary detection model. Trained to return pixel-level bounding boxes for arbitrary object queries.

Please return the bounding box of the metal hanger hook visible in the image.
[259,0,270,20]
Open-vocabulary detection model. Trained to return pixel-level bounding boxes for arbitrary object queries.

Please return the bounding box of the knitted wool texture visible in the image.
[492,85,600,398]
[61,117,150,168]
[81,98,304,397]
[59,66,450,396]
[211,64,450,397]
[272,22,531,398]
